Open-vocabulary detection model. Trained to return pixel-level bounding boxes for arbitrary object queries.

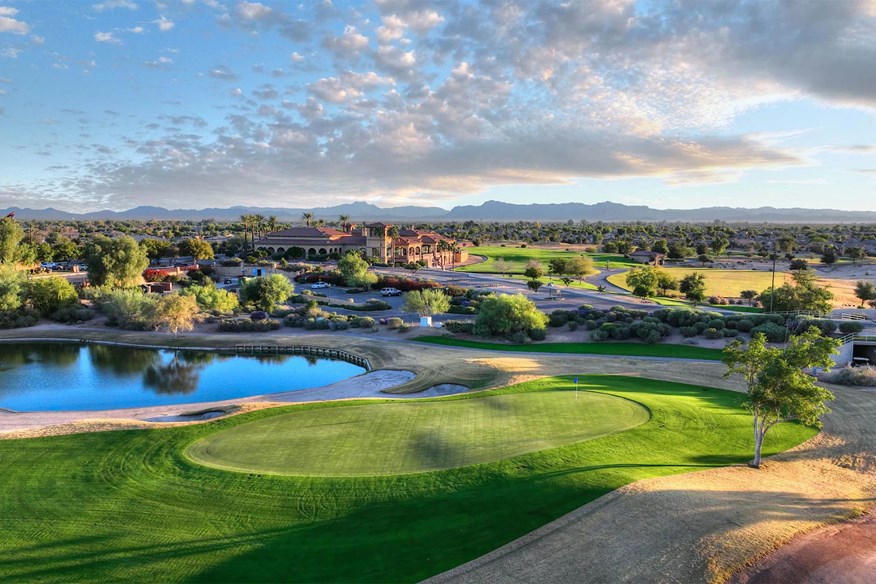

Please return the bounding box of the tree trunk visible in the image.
[751,412,763,468]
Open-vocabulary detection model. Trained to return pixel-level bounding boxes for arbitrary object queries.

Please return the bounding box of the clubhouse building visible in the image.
[255,223,467,267]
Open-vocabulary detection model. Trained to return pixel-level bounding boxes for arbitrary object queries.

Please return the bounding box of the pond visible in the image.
[0,343,366,412]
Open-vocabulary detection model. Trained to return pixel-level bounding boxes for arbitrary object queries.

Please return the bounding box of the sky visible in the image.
[1,0,875,213]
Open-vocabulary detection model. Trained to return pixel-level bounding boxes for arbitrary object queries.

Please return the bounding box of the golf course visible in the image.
[0,375,814,583]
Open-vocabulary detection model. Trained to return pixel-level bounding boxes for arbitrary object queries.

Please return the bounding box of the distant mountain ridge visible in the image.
[3,200,875,223]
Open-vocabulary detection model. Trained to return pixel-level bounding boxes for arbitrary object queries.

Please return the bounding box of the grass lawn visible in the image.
[0,376,813,583]
[608,267,792,298]
[188,391,649,475]
[414,336,725,360]
[458,246,635,274]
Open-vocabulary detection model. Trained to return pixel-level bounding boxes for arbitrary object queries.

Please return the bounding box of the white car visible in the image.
[311,281,330,289]
[381,287,402,296]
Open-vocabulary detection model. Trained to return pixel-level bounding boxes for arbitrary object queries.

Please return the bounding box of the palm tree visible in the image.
[339,214,350,233]
[436,239,449,268]
[253,214,266,239]
[315,218,325,228]
[387,225,400,264]
[267,215,278,234]
[239,214,252,254]
[301,212,313,227]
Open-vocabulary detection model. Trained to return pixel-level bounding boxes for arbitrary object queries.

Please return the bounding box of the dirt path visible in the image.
[426,384,876,584]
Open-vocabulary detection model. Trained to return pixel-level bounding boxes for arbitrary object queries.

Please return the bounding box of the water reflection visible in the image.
[0,343,365,411]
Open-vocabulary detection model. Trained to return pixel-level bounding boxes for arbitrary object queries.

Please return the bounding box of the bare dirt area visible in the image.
[729,510,876,584]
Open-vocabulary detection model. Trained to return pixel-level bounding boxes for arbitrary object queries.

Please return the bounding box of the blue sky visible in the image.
[1,0,875,212]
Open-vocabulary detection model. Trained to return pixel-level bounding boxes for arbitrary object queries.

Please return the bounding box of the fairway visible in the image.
[0,376,815,583]
[458,245,634,274]
[188,391,649,475]
[608,267,792,297]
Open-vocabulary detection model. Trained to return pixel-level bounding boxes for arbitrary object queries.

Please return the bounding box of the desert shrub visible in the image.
[26,277,79,315]
[102,289,159,330]
[442,320,475,334]
[704,327,723,340]
[345,299,392,311]
[510,330,531,344]
[218,318,281,332]
[371,276,441,292]
[444,285,467,297]
[590,329,610,341]
[567,321,579,331]
[736,319,753,333]
[839,321,865,334]
[0,308,39,329]
[529,328,546,341]
[751,322,788,343]
[824,365,876,386]
[473,293,548,341]
[331,319,350,331]
[789,316,836,336]
[584,319,598,330]
[723,328,739,337]
[708,295,729,305]
[548,310,569,327]
[50,305,95,324]
[351,316,376,329]
[386,317,404,329]
[707,318,725,330]
[680,326,698,338]
[694,321,709,334]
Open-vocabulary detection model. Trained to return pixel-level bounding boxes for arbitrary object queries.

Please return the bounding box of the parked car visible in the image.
[311,281,330,289]
[381,287,402,296]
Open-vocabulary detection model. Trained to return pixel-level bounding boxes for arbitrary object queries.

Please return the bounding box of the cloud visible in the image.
[92,0,138,11]
[144,56,173,68]
[94,31,122,44]
[208,65,237,80]
[237,1,273,22]
[0,7,30,34]
[155,16,174,31]
[128,26,144,33]
[322,25,369,59]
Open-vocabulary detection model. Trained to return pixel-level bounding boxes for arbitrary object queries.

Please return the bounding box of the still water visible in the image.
[0,343,365,412]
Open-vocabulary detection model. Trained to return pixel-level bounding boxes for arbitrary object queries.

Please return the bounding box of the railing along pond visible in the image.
[234,345,371,371]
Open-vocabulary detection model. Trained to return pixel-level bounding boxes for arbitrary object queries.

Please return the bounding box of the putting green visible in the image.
[187,390,649,475]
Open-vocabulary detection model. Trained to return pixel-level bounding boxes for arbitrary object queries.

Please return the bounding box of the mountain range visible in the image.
[3,200,875,223]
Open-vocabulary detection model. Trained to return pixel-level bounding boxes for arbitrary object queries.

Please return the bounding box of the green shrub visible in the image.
[442,320,475,334]
[751,321,788,343]
[50,305,95,324]
[26,277,79,315]
[707,318,725,330]
[386,317,404,329]
[567,321,579,331]
[101,289,159,330]
[529,328,546,341]
[723,328,739,337]
[680,326,698,338]
[0,308,39,329]
[789,316,836,336]
[839,321,865,334]
[704,327,723,340]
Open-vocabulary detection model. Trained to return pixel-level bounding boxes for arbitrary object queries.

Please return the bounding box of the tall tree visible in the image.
[339,214,350,233]
[85,235,150,288]
[301,212,314,227]
[267,215,279,234]
[853,281,876,308]
[723,329,838,468]
[0,217,24,264]
[679,272,707,305]
[625,266,660,298]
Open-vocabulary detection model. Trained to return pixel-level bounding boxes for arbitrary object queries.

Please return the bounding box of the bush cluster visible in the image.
[448,289,493,315]
[343,299,392,311]
[0,308,39,329]
[442,320,475,334]
[839,321,865,334]
[217,318,281,332]
[50,306,95,324]
[590,316,671,344]
[371,276,442,292]
[824,365,876,386]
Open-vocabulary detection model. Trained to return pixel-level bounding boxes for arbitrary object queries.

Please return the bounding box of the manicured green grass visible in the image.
[188,391,649,475]
[414,336,725,360]
[0,376,813,583]
[458,246,635,274]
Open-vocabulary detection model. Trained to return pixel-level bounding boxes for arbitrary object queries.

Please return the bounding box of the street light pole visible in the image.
[769,242,777,313]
